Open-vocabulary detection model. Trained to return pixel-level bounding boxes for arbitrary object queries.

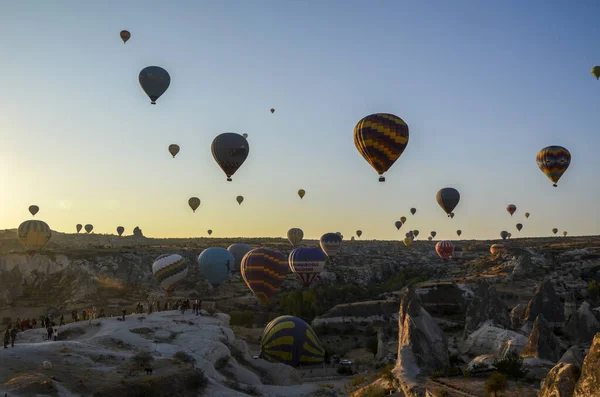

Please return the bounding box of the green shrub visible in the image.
[485,372,507,396]
[462,370,472,378]
[131,351,154,369]
[493,352,528,381]
[173,351,196,365]
[350,375,367,388]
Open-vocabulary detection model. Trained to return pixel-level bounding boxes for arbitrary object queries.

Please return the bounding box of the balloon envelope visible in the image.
[211,133,250,181]
[168,144,180,158]
[18,220,51,254]
[395,221,403,230]
[84,224,93,234]
[260,316,325,367]
[516,223,523,232]
[207,229,213,236]
[227,243,252,272]
[410,208,416,215]
[236,195,244,205]
[536,146,571,187]
[356,230,362,237]
[403,237,412,247]
[490,244,507,255]
[287,228,304,247]
[76,224,82,233]
[152,254,188,295]
[592,66,600,80]
[241,248,288,304]
[525,212,530,219]
[139,66,170,104]
[506,205,517,216]
[298,189,305,199]
[117,226,124,236]
[188,197,200,212]
[319,233,342,257]
[288,247,328,287]
[456,230,462,236]
[452,246,463,259]
[436,188,460,216]
[28,205,39,217]
[400,216,407,224]
[120,30,131,43]
[353,113,409,182]
[500,231,508,240]
[430,231,437,238]
[198,248,234,288]
[435,241,454,261]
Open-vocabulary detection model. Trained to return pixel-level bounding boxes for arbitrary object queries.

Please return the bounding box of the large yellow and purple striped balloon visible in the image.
[241,248,288,304]
[18,220,51,255]
[536,146,571,187]
[353,113,409,182]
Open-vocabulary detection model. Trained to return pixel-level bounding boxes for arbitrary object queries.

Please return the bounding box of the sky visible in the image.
[1,0,599,241]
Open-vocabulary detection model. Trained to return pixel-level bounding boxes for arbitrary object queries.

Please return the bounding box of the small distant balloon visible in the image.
[188,197,200,212]
[525,212,530,219]
[537,146,571,187]
[413,230,420,238]
[400,216,407,224]
[490,243,507,255]
[456,230,462,237]
[428,236,433,241]
[452,246,463,259]
[28,205,39,217]
[395,221,403,230]
[76,224,82,233]
[298,189,306,199]
[207,229,213,236]
[410,208,417,215]
[270,108,275,114]
[120,30,131,43]
[516,223,523,232]
[168,144,180,158]
[356,230,362,238]
[84,224,93,234]
[591,66,600,80]
[139,66,170,105]
[450,213,455,219]
[552,228,558,235]
[430,231,437,238]
[507,233,512,239]
[436,188,460,217]
[117,226,124,236]
[236,195,244,205]
[242,133,248,139]
[287,228,304,247]
[506,204,517,216]
[403,237,413,247]
[320,233,342,257]
[563,231,568,237]
[500,231,508,240]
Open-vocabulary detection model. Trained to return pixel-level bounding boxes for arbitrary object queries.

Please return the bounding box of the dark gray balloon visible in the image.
[211,133,250,181]
[500,231,508,240]
[436,187,460,217]
[139,66,170,104]
[227,243,252,272]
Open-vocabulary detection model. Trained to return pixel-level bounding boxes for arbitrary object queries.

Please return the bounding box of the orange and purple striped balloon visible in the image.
[241,248,288,304]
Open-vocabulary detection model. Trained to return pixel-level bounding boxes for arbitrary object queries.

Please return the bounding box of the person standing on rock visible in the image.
[4,327,10,348]
[46,325,53,341]
[10,326,18,347]
[121,308,126,321]
[60,315,65,326]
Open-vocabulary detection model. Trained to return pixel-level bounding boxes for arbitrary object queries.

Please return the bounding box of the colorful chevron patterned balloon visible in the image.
[241,248,288,304]
[536,146,571,187]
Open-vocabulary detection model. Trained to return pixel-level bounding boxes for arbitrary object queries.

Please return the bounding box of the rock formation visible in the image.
[565,301,600,343]
[393,287,448,396]
[574,332,600,397]
[524,279,565,325]
[465,322,528,358]
[133,226,144,237]
[521,314,563,363]
[559,346,585,368]
[510,303,525,329]
[463,280,509,337]
[539,362,580,397]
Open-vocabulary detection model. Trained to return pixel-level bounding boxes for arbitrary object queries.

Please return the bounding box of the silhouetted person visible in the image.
[4,327,10,348]
[10,327,17,347]
[121,308,126,321]
[46,326,53,341]
[60,315,65,326]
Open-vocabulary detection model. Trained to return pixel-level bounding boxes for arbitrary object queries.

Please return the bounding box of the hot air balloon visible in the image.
[525,212,530,219]
[270,108,275,114]
[490,244,507,255]
[436,188,460,217]
[536,146,571,187]
[18,220,51,255]
[241,248,288,304]
[500,231,508,240]
[592,66,600,80]
[506,205,517,216]
[152,254,188,295]
[260,316,325,367]
[410,208,417,215]
[76,224,82,233]
[298,189,306,199]
[456,230,462,237]
[139,66,170,104]
[168,144,180,158]
[211,133,250,181]
[236,195,244,205]
[120,30,131,43]
[507,233,512,239]
[117,226,124,236]
[563,231,568,237]
[430,231,437,238]
[435,241,454,261]
[413,230,420,238]
[188,197,200,212]
[516,223,523,232]
[403,237,413,247]
[28,205,39,217]
[320,233,342,257]
[450,213,455,219]
[227,243,252,272]
[287,228,304,247]
[395,221,403,230]
[452,246,463,259]
[198,248,234,288]
[356,230,363,238]
[84,224,93,234]
[353,113,409,182]
[242,133,248,139]
[428,236,433,241]
[289,247,328,287]
[405,231,414,240]
[207,229,213,236]
[552,228,558,235]
[400,216,407,224]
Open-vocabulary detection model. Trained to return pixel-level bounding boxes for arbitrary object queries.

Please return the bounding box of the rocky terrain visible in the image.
[2,230,600,396]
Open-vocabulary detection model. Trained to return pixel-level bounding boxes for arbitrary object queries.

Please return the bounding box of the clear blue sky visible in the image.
[1,0,599,240]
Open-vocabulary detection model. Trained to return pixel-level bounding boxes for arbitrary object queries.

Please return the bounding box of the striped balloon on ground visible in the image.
[260,315,325,367]
[241,248,288,305]
[289,247,328,287]
[152,254,188,295]
[490,244,508,255]
[435,241,454,261]
[319,233,342,257]
[353,113,409,182]
[536,146,571,187]
[452,246,463,259]
[18,220,51,255]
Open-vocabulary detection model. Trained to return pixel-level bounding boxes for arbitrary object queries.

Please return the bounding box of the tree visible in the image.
[493,352,528,381]
[485,372,507,396]
[589,280,600,302]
